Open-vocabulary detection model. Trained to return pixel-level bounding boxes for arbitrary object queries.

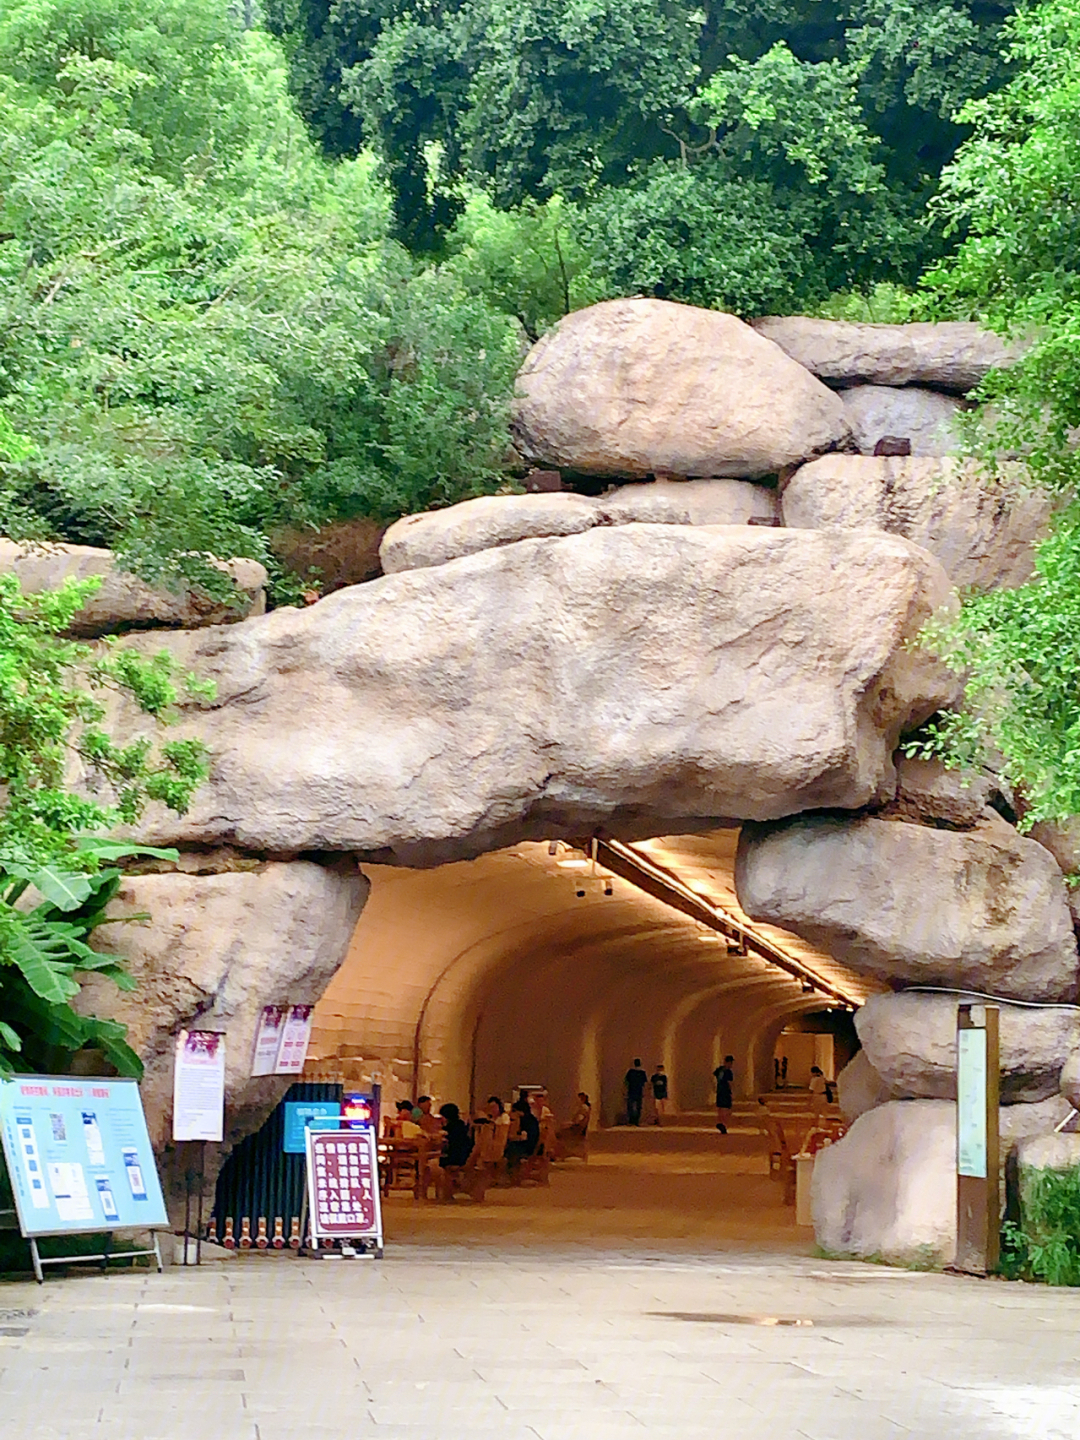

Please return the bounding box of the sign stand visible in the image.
[302,1124,383,1260]
[181,1140,207,1267]
[953,1004,1001,1276]
[26,1229,163,1285]
[0,1077,169,1284]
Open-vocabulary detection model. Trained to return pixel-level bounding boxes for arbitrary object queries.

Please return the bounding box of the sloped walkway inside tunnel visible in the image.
[378,1098,826,1255]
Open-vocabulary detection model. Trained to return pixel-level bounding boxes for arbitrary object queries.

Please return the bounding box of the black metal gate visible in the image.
[210,1082,341,1250]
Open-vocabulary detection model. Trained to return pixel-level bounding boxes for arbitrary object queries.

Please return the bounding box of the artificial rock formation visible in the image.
[77,860,369,1218]
[379,480,780,574]
[512,298,851,480]
[855,991,1080,1104]
[836,1048,897,1123]
[891,755,992,829]
[381,493,601,573]
[0,540,267,636]
[838,385,964,456]
[813,1096,1075,1266]
[597,478,779,527]
[736,815,1079,1001]
[781,455,1053,592]
[751,317,1021,393]
[107,525,956,863]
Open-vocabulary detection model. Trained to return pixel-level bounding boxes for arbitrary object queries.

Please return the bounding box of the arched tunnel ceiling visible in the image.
[308,827,881,1103]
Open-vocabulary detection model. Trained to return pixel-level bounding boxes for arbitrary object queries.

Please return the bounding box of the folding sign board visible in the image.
[304,1127,383,1256]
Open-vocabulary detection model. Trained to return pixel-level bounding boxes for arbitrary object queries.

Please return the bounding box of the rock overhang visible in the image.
[103,522,959,864]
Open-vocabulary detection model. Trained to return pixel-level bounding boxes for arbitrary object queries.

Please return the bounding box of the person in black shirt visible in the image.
[438,1103,474,1168]
[504,1096,540,1176]
[713,1055,734,1133]
[624,1058,648,1126]
[649,1063,670,1125]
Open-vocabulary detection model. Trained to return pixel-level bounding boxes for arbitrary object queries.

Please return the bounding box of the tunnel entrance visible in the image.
[243,828,876,1248]
[302,828,871,1126]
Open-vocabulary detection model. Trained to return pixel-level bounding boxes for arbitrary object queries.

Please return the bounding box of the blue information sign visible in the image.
[0,1076,168,1237]
[283,1100,341,1154]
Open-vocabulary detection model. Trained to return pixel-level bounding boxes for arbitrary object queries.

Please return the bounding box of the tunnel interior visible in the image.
[304,829,876,1125]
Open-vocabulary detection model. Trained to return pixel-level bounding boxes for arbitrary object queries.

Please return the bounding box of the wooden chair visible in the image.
[761,1113,796,1207]
[553,1120,589,1163]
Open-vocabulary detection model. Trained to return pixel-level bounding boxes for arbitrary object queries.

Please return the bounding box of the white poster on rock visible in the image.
[250,1005,288,1077]
[172,1030,226,1142]
[275,1005,314,1075]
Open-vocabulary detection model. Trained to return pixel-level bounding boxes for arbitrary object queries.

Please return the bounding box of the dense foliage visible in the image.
[269,0,1016,309]
[910,0,1080,828]
[0,0,521,599]
[0,574,207,1077]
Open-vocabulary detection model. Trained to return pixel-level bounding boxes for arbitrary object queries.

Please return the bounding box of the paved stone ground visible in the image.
[4,1246,1080,1440]
[3,1115,1080,1440]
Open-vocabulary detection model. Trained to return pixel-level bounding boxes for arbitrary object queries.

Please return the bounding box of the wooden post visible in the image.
[954,1004,1000,1275]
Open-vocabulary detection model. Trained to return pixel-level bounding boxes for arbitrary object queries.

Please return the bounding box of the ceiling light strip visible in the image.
[597,837,860,1010]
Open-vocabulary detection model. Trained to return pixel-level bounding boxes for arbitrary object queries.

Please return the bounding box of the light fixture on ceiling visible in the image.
[727,941,748,956]
[801,980,816,994]
[557,857,589,869]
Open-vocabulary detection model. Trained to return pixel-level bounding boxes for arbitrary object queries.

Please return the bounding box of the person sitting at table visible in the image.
[504,1096,540,1176]
[415,1095,444,1138]
[391,1099,423,1139]
[433,1102,475,1201]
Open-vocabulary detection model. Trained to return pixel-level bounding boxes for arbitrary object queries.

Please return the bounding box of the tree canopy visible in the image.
[0,0,521,600]
[910,0,1080,827]
[269,0,1017,304]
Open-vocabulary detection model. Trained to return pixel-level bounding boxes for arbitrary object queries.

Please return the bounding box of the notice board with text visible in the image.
[0,1076,168,1237]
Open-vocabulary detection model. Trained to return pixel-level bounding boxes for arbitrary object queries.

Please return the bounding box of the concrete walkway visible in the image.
[4,1119,1080,1439]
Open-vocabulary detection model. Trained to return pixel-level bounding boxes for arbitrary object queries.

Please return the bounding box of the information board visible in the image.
[0,1076,168,1237]
[283,1100,340,1154]
[957,1027,988,1179]
[172,1030,225,1142]
[304,1128,382,1251]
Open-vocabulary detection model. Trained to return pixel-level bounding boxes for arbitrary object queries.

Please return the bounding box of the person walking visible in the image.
[713,1054,734,1133]
[624,1058,648,1126]
[649,1063,670,1125]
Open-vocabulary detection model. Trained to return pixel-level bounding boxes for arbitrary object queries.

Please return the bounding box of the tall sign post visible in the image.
[954,1004,1000,1275]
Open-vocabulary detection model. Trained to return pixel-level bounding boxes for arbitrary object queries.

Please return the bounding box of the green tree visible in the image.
[275,0,1016,265]
[0,574,208,1077]
[911,0,1080,827]
[0,0,521,599]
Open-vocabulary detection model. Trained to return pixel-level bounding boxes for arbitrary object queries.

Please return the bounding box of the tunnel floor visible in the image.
[381,1098,817,1256]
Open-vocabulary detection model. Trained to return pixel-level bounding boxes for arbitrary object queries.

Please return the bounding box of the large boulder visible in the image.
[813,1096,1073,1266]
[597,478,779,527]
[0,540,267,636]
[751,317,1022,393]
[736,815,1079,1001]
[781,455,1054,592]
[381,493,599,573]
[836,1049,896,1123]
[104,525,957,863]
[855,991,1080,1104]
[512,299,851,480]
[812,1100,957,1265]
[76,859,369,1220]
[1014,1132,1080,1173]
[891,755,991,829]
[838,385,964,456]
[380,481,781,574]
